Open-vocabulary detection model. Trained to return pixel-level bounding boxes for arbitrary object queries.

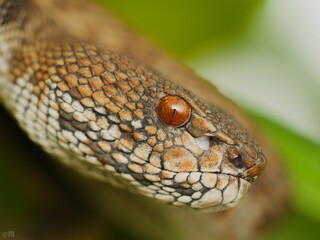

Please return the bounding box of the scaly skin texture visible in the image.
[0,0,290,239]
[0,0,266,211]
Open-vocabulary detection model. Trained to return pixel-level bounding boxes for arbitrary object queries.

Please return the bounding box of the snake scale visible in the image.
[0,0,290,237]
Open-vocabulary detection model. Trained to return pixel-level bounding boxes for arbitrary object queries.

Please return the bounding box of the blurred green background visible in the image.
[1,0,319,239]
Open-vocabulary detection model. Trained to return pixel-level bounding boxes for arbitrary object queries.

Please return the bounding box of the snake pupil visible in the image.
[158,95,191,127]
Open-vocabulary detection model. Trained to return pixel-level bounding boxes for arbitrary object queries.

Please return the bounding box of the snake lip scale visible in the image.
[0,0,267,212]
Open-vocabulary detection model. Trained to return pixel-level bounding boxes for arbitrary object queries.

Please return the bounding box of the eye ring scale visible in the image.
[157,95,191,127]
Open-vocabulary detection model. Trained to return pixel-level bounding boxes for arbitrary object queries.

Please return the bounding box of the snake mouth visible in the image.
[145,171,252,211]
[189,174,252,211]
[154,135,250,211]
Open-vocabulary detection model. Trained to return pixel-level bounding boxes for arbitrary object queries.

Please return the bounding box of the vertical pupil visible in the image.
[171,109,177,124]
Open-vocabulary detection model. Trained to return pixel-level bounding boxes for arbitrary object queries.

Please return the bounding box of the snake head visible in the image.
[153,90,267,211]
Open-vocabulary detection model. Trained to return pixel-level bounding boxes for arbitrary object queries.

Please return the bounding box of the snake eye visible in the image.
[157,95,191,127]
[226,147,246,168]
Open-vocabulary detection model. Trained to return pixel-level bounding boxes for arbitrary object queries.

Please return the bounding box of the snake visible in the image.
[0,0,267,212]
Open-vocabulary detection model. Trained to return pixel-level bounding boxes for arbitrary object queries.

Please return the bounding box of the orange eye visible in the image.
[157,95,191,127]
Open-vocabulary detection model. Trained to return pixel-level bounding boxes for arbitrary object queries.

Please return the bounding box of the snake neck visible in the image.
[0,1,28,100]
[0,0,26,24]
[0,0,69,99]
[0,0,25,99]
[0,0,72,51]
[0,0,32,50]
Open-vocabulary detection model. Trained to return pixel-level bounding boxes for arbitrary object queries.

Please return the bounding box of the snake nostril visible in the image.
[226,147,246,168]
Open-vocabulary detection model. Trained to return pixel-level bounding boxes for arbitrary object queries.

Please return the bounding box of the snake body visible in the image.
[0,0,267,211]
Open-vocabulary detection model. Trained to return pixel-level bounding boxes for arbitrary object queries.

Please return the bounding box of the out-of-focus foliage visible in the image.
[98,0,263,58]
[249,112,320,239]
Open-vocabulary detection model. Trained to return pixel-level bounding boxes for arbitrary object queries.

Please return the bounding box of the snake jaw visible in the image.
[155,126,257,211]
[190,177,252,211]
